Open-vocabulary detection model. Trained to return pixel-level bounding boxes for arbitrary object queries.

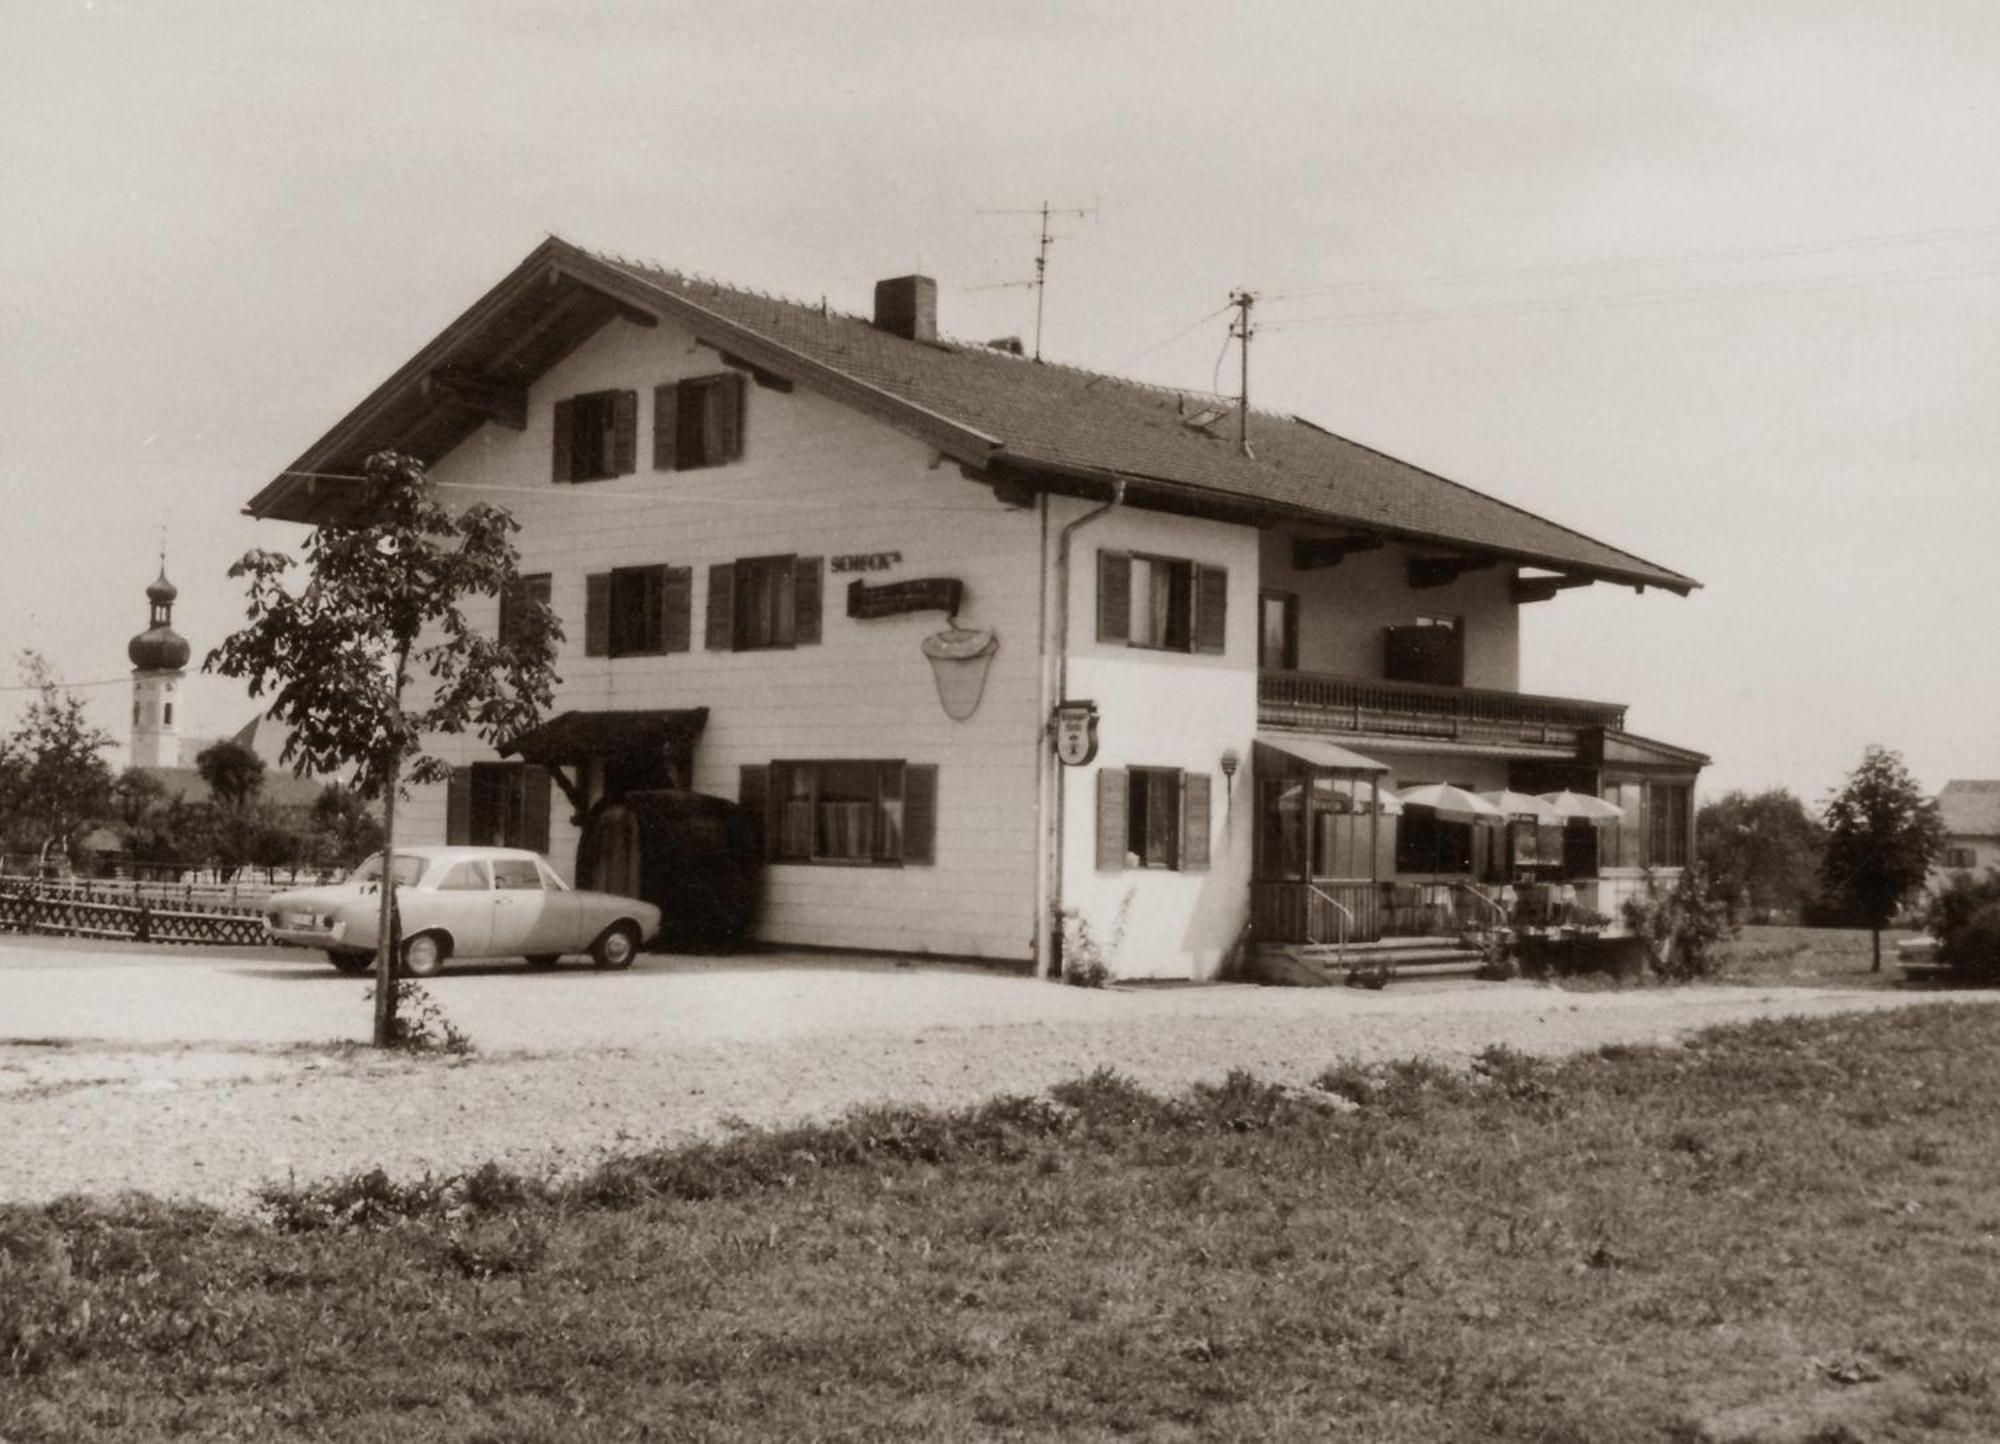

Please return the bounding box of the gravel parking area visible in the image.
[3,936,1989,1209]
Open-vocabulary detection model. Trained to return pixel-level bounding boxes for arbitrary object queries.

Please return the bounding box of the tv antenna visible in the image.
[973,199,1097,361]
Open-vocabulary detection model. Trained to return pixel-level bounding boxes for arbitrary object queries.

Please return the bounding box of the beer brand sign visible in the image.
[1054,701,1100,767]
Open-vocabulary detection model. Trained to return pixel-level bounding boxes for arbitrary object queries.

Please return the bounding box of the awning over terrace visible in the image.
[1252,734,1390,775]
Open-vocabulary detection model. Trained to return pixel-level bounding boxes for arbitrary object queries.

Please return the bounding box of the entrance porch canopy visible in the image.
[499,708,709,821]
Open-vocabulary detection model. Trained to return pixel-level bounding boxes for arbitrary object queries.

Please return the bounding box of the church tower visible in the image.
[127,567,191,769]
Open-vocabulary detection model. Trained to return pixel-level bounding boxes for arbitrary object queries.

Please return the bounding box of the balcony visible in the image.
[1258,669,1627,752]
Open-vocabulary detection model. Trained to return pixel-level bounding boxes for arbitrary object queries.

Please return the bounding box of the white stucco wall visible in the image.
[408,313,1047,962]
[1258,531,1521,691]
[1056,500,1260,981]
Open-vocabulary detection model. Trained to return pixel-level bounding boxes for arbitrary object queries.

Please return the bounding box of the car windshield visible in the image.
[348,853,428,887]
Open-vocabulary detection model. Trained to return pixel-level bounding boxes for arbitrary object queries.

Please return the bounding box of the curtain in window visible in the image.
[778,765,815,860]
[815,762,880,861]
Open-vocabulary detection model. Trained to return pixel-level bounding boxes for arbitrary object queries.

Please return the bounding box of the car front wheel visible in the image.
[591,924,639,971]
[401,932,447,979]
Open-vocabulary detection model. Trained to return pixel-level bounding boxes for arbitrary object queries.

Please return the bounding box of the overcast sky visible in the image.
[3,0,1996,805]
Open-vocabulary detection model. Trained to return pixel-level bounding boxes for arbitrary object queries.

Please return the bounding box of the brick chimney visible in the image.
[872,275,937,342]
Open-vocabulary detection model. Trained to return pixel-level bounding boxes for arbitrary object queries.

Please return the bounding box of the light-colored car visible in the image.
[264,847,662,977]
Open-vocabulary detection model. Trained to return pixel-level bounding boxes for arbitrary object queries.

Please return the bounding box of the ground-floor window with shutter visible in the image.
[1094,766,1212,871]
[446,762,552,854]
[739,760,936,866]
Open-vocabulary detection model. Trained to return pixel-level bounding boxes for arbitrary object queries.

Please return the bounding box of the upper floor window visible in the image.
[1096,550,1227,655]
[1945,846,1978,870]
[552,390,637,483]
[498,573,552,649]
[655,372,746,471]
[707,555,823,652]
[1383,614,1463,686]
[1258,590,1298,670]
[583,565,692,658]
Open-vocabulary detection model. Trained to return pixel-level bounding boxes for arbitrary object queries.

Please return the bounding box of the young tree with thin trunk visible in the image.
[208,452,561,1045]
[0,652,115,871]
[1820,746,1944,972]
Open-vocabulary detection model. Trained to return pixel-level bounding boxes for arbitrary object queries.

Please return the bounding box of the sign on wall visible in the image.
[846,577,965,619]
[1054,700,1100,767]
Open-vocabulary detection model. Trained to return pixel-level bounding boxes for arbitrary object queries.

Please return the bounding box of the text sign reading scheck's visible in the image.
[831,552,903,574]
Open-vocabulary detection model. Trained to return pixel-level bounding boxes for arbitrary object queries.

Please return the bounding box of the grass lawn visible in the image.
[8,1006,2000,1442]
[1711,925,1931,991]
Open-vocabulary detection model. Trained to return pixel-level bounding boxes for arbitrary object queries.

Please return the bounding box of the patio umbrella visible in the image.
[1396,783,1506,823]
[1538,790,1624,823]
[1478,789,1563,824]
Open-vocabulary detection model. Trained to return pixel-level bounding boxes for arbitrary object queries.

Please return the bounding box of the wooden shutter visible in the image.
[652,382,679,471]
[497,579,519,647]
[610,390,638,475]
[1181,771,1211,871]
[903,764,937,865]
[1194,565,1228,655]
[584,573,611,657]
[793,556,823,645]
[706,562,736,650]
[551,398,574,483]
[738,765,773,860]
[1095,768,1128,871]
[522,765,552,854]
[720,371,746,461]
[445,768,472,845]
[662,565,692,653]
[1097,551,1131,644]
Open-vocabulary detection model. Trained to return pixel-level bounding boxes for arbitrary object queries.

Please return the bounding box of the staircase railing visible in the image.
[1450,882,1509,935]
[1304,884,1354,971]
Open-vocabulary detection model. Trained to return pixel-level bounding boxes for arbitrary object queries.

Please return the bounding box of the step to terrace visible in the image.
[1249,935,1495,988]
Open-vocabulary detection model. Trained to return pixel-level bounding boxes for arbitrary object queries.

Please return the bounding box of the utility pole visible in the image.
[1229,289,1256,457]
[975,200,1096,361]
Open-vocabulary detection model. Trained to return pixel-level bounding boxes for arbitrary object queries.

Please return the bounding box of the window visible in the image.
[1383,615,1463,686]
[707,555,823,651]
[1094,767,1211,872]
[1395,785,1476,874]
[655,372,746,471]
[1096,550,1227,654]
[1258,590,1298,670]
[498,573,552,649]
[552,390,637,483]
[491,858,544,890]
[436,860,490,891]
[163,703,173,725]
[583,565,690,658]
[446,763,551,854]
[1945,846,1978,870]
[740,761,937,866]
[1598,779,1691,869]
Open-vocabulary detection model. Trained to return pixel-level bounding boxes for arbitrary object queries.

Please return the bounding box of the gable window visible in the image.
[739,760,937,866]
[498,573,552,649]
[1258,590,1298,670]
[446,762,551,854]
[552,390,638,483]
[1096,550,1227,654]
[1094,767,1212,872]
[655,372,746,471]
[1383,615,1463,686]
[706,555,823,652]
[583,565,691,658]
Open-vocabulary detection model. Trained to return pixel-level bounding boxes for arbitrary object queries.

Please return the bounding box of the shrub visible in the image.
[1621,865,1735,981]
[1928,872,2000,985]
[1058,890,1133,988]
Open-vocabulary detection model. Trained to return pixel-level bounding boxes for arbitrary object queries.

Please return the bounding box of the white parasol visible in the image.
[1478,790,1564,824]
[1537,790,1624,823]
[1397,782,1507,823]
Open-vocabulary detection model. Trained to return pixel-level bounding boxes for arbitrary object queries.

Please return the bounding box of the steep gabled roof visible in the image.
[246,237,1698,593]
[1939,780,2000,838]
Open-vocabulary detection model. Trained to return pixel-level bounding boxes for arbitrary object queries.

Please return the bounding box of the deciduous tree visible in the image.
[1697,788,1825,921]
[0,652,115,870]
[194,739,266,811]
[207,451,561,1044]
[1820,746,1943,971]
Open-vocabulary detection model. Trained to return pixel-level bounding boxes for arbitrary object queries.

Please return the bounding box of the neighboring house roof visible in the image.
[1939,780,2000,839]
[150,716,327,810]
[245,238,1698,594]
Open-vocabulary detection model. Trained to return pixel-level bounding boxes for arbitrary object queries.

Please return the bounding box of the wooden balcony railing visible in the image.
[1258,670,1626,750]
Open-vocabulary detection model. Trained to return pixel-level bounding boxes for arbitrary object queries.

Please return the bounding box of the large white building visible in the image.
[243,238,1705,980]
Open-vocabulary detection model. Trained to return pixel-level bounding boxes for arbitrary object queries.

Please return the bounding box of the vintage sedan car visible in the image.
[265,847,661,977]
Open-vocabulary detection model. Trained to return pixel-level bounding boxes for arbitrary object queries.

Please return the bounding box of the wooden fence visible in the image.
[0,876,271,948]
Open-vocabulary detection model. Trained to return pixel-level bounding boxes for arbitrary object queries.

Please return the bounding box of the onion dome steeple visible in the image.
[128,567,191,671]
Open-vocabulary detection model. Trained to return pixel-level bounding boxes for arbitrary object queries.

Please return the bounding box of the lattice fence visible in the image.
[0,880,270,948]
